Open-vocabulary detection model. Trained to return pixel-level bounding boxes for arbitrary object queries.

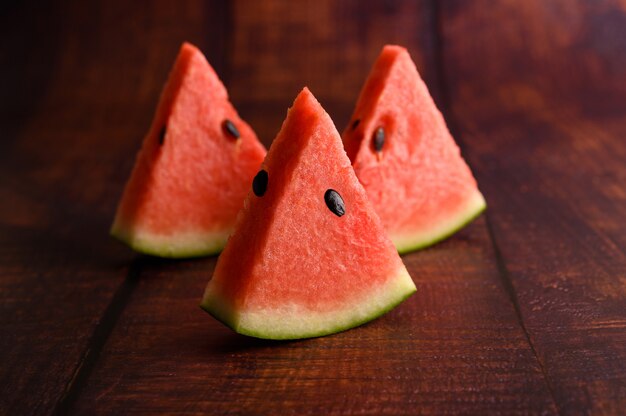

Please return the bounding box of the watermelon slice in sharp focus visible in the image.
[201,88,416,340]
[111,42,266,258]
[342,45,486,253]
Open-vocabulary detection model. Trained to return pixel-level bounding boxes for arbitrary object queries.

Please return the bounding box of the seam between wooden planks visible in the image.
[52,257,143,416]
[51,4,235,413]
[428,1,561,414]
[484,214,561,415]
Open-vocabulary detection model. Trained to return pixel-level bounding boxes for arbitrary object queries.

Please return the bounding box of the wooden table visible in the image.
[2,1,625,414]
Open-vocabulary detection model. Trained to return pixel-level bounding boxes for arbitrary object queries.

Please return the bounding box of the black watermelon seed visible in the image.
[324,189,345,217]
[158,126,166,145]
[252,170,268,197]
[373,127,385,152]
[351,119,360,130]
[223,119,240,139]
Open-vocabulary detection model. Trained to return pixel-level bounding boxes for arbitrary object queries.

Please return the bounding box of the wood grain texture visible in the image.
[70,222,557,415]
[0,0,229,414]
[68,1,555,414]
[229,0,442,147]
[2,0,625,414]
[440,0,626,413]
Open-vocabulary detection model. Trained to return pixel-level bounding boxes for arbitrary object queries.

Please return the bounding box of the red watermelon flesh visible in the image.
[342,45,486,253]
[201,88,416,340]
[111,43,266,258]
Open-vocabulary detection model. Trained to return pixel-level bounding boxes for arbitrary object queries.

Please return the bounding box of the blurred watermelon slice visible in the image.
[342,45,486,253]
[111,43,266,258]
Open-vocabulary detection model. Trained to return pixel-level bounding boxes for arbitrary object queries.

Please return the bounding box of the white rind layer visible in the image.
[111,223,230,258]
[393,189,487,254]
[201,266,416,340]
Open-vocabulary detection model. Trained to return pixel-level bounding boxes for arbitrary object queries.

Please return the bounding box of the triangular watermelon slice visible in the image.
[342,45,486,253]
[111,43,266,258]
[201,88,416,340]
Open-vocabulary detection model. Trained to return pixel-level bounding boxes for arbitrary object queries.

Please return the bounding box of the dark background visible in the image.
[1,0,625,414]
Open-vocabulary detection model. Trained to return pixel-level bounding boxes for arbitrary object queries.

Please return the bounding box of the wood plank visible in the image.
[0,1,229,414]
[71,224,557,415]
[228,0,442,147]
[440,0,626,413]
[70,1,556,414]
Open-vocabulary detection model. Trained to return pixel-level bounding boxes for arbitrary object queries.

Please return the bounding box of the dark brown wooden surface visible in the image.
[1,0,624,415]
[440,2,626,414]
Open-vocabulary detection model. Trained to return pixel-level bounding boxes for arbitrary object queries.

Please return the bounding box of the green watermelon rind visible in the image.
[393,190,487,254]
[110,225,229,258]
[200,267,416,340]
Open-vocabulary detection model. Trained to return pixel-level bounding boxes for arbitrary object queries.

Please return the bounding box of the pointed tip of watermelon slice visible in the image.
[293,86,317,108]
[180,41,199,54]
[382,44,408,54]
